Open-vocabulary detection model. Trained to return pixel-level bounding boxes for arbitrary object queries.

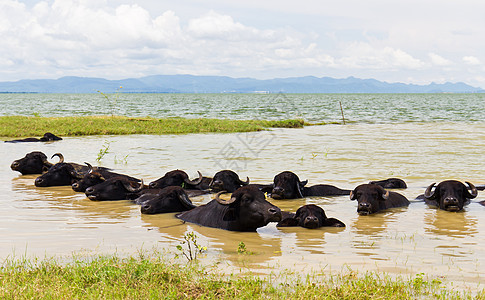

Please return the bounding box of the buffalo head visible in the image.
[209,170,250,192]
[424,180,478,212]
[85,177,144,201]
[148,170,203,189]
[277,204,345,229]
[34,154,84,187]
[11,151,53,175]
[350,184,390,215]
[271,171,307,199]
[139,186,196,214]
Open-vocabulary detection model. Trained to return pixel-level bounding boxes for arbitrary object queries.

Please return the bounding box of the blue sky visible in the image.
[1,0,484,88]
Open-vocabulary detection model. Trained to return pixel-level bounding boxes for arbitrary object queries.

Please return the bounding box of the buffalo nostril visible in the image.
[359,202,370,208]
[11,162,19,168]
[306,216,318,222]
[149,182,157,189]
[272,187,284,194]
[142,204,151,212]
[72,183,79,189]
[268,207,278,214]
[85,187,94,194]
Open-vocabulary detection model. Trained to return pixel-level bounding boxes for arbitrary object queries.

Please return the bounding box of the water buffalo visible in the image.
[72,162,140,192]
[350,183,410,215]
[270,171,350,199]
[209,170,250,192]
[276,204,345,229]
[136,186,196,214]
[369,178,407,189]
[34,153,90,187]
[11,151,54,175]
[4,132,62,143]
[148,170,207,190]
[84,176,144,201]
[424,180,478,212]
[176,185,282,231]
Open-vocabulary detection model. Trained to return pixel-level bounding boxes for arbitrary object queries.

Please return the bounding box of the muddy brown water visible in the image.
[2,123,485,291]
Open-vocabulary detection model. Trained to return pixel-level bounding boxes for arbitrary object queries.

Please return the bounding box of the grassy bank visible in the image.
[0,254,480,299]
[0,116,307,137]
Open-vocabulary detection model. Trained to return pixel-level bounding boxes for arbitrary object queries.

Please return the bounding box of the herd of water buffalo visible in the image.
[9,148,485,232]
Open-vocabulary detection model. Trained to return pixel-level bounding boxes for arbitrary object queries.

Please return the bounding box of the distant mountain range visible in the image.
[0,75,483,93]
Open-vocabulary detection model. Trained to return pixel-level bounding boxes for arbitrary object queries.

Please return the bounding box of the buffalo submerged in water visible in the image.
[270,171,350,200]
[350,183,410,215]
[424,180,478,212]
[176,185,282,232]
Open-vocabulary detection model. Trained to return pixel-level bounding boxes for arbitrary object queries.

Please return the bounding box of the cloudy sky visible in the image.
[1,0,484,88]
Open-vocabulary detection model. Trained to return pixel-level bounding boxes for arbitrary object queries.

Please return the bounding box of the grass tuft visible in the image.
[0,116,307,138]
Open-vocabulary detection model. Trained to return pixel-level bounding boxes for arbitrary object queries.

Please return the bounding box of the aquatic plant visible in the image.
[175,232,207,262]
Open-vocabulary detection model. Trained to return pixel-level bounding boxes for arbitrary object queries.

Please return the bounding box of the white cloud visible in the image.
[429,53,452,66]
[463,56,481,65]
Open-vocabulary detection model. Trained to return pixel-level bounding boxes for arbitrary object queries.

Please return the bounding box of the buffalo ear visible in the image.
[222,208,237,221]
[300,180,308,187]
[324,217,346,227]
[350,190,357,200]
[276,218,299,227]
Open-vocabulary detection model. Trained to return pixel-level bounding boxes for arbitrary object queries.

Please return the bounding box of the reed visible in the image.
[0,116,307,137]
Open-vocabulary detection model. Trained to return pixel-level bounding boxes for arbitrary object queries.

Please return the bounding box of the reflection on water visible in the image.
[2,122,485,292]
[424,208,478,238]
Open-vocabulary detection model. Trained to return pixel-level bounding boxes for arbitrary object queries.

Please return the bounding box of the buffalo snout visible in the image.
[268,207,282,222]
[271,187,285,199]
[357,201,372,215]
[303,215,319,229]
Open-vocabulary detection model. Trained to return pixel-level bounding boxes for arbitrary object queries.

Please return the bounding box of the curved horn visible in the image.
[84,162,93,173]
[296,180,304,198]
[239,176,250,186]
[184,171,203,186]
[123,179,144,193]
[424,182,436,199]
[465,181,478,199]
[179,192,196,209]
[51,153,64,163]
[215,191,237,205]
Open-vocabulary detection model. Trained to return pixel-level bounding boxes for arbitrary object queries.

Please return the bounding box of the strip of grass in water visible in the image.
[0,116,307,137]
[0,253,480,299]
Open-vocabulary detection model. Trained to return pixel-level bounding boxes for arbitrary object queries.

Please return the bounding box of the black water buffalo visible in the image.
[176,185,282,231]
[5,132,62,143]
[71,163,139,192]
[270,171,350,199]
[148,170,207,190]
[34,154,91,187]
[369,178,407,189]
[350,183,410,215]
[277,204,345,229]
[11,151,54,175]
[85,176,144,201]
[424,180,478,212]
[209,170,250,192]
[136,186,196,214]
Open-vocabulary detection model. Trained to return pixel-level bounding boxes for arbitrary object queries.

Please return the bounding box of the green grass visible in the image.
[0,253,481,299]
[0,116,307,137]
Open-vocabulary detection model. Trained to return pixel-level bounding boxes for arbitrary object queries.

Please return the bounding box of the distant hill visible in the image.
[0,75,483,93]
